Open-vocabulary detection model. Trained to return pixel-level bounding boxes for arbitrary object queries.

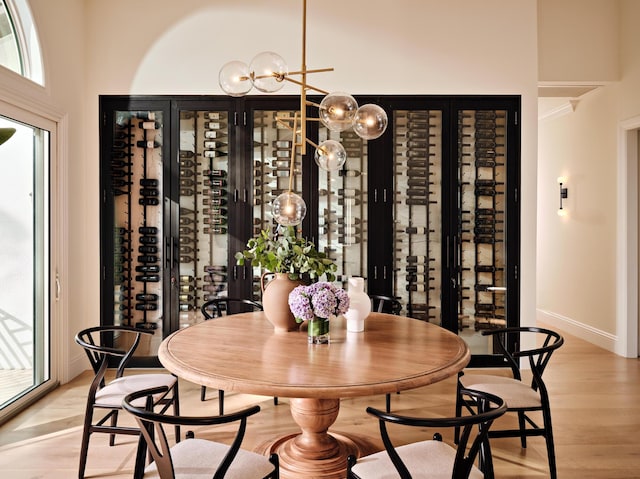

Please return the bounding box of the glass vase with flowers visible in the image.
[288,282,350,344]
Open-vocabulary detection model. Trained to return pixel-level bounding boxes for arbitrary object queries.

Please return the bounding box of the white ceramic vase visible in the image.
[344,277,371,332]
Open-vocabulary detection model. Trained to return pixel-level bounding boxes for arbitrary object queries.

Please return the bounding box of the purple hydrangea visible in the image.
[288,282,350,323]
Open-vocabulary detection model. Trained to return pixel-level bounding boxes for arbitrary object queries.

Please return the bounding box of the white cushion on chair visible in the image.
[143,438,276,479]
[352,440,484,479]
[95,374,177,408]
[459,374,541,409]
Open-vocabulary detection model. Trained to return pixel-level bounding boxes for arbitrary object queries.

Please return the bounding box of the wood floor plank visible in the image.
[0,323,638,478]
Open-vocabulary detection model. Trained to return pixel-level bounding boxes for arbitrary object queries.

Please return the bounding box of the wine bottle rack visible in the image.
[457,110,507,331]
[110,111,163,332]
[392,110,443,323]
[178,110,229,321]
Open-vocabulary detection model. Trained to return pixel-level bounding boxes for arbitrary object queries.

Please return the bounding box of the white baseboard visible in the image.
[537,309,618,353]
[66,352,89,383]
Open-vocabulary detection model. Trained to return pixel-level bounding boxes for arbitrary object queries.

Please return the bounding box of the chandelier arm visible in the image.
[281,76,330,96]
[287,67,334,76]
[288,112,300,193]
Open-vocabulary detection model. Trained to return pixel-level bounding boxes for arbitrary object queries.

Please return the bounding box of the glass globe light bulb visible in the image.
[353,104,388,140]
[319,92,359,132]
[249,51,288,93]
[272,191,306,226]
[315,140,347,171]
[218,61,252,97]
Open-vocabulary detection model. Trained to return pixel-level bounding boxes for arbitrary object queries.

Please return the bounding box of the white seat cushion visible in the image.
[459,374,541,409]
[143,438,276,479]
[351,440,484,479]
[95,374,177,408]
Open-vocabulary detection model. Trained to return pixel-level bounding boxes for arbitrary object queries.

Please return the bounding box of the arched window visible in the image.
[0,0,43,85]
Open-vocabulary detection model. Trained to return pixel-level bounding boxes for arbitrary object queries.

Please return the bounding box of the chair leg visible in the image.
[200,385,206,401]
[518,411,527,448]
[78,404,94,478]
[273,396,279,406]
[542,407,558,479]
[218,389,224,415]
[109,410,118,446]
[385,393,391,413]
[172,382,181,442]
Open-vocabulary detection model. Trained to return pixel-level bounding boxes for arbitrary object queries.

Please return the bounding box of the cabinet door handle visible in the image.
[373,265,378,280]
[383,188,387,203]
[55,272,61,302]
[234,189,238,203]
[244,189,247,203]
[374,189,378,203]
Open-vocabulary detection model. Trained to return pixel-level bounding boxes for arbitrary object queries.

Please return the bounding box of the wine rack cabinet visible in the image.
[100,95,520,366]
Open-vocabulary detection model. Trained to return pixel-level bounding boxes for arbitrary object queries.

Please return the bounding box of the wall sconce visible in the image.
[557,176,568,216]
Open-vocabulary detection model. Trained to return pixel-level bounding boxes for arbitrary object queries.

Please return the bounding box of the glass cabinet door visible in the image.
[392,109,444,323]
[177,108,231,326]
[102,106,168,361]
[455,108,509,355]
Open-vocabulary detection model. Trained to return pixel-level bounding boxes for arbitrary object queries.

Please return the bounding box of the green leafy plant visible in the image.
[235,226,337,281]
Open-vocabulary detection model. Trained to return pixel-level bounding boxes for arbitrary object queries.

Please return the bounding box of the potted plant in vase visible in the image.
[235,226,337,332]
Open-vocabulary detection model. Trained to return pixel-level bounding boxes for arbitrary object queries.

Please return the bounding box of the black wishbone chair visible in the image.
[347,388,507,479]
[123,386,279,479]
[455,326,564,479]
[75,326,180,479]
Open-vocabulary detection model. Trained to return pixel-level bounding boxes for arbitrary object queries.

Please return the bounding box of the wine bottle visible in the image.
[179,226,194,235]
[204,169,227,177]
[475,129,497,140]
[114,131,133,140]
[205,112,223,120]
[180,159,197,170]
[202,207,227,216]
[179,275,194,282]
[179,217,194,225]
[139,236,158,245]
[180,150,195,159]
[135,302,158,311]
[475,111,499,120]
[406,188,428,197]
[136,264,160,273]
[111,160,133,168]
[180,169,195,177]
[475,119,497,129]
[338,197,361,206]
[139,197,160,206]
[204,226,227,234]
[207,178,227,188]
[133,111,156,121]
[138,255,158,263]
[113,140,133,149]
[138,245,158,254]
[180,188,194,196]
[339,170,361,177]
[404,226,434,234]
[140,178,159,187]
[179,255,193,263]
[476,139,497,149]
[203,121,226,130]
[475,159,497,167]
[179,294,194,302]
[112,179,132,188]
[475,208,496,216]
[180,245,195,254]
[203,149,228,158]
[475,179,501,187]
[205,216,227,225]
[476,149,496,159]
[202,197,227,206]
[203,140,227,149]
[136,140,161,149]
[111,150,133,158]
[140,188,159,196]
[135,274,160,282]
[139,120,160,130]
[202,188,227,197]
[111,169,131,178]
[179,304,195,312]
[204,130,224,139]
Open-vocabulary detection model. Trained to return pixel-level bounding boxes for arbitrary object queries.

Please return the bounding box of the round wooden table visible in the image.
[159,312,470,478]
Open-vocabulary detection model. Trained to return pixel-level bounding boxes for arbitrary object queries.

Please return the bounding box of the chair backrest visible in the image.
[75,326,152,379]
[201,298,263,320]
[483,326,564,390]
[122,386,261,479]
[365,388,506,479]
[370,294,402,315]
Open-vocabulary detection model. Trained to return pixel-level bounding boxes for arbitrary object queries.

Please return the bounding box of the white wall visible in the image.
[24,0,539,380]
[537,0,640,354]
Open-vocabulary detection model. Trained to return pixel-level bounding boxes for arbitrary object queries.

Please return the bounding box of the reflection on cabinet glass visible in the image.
[317,126,368,282]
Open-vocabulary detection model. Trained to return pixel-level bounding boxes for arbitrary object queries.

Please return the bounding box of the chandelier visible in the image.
[218,0,388,226]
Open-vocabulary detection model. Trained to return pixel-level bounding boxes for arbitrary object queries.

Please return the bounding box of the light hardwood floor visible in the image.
[0,325,639,478]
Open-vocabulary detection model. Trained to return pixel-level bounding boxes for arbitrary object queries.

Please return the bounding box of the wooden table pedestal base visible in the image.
[258,398,379,479]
